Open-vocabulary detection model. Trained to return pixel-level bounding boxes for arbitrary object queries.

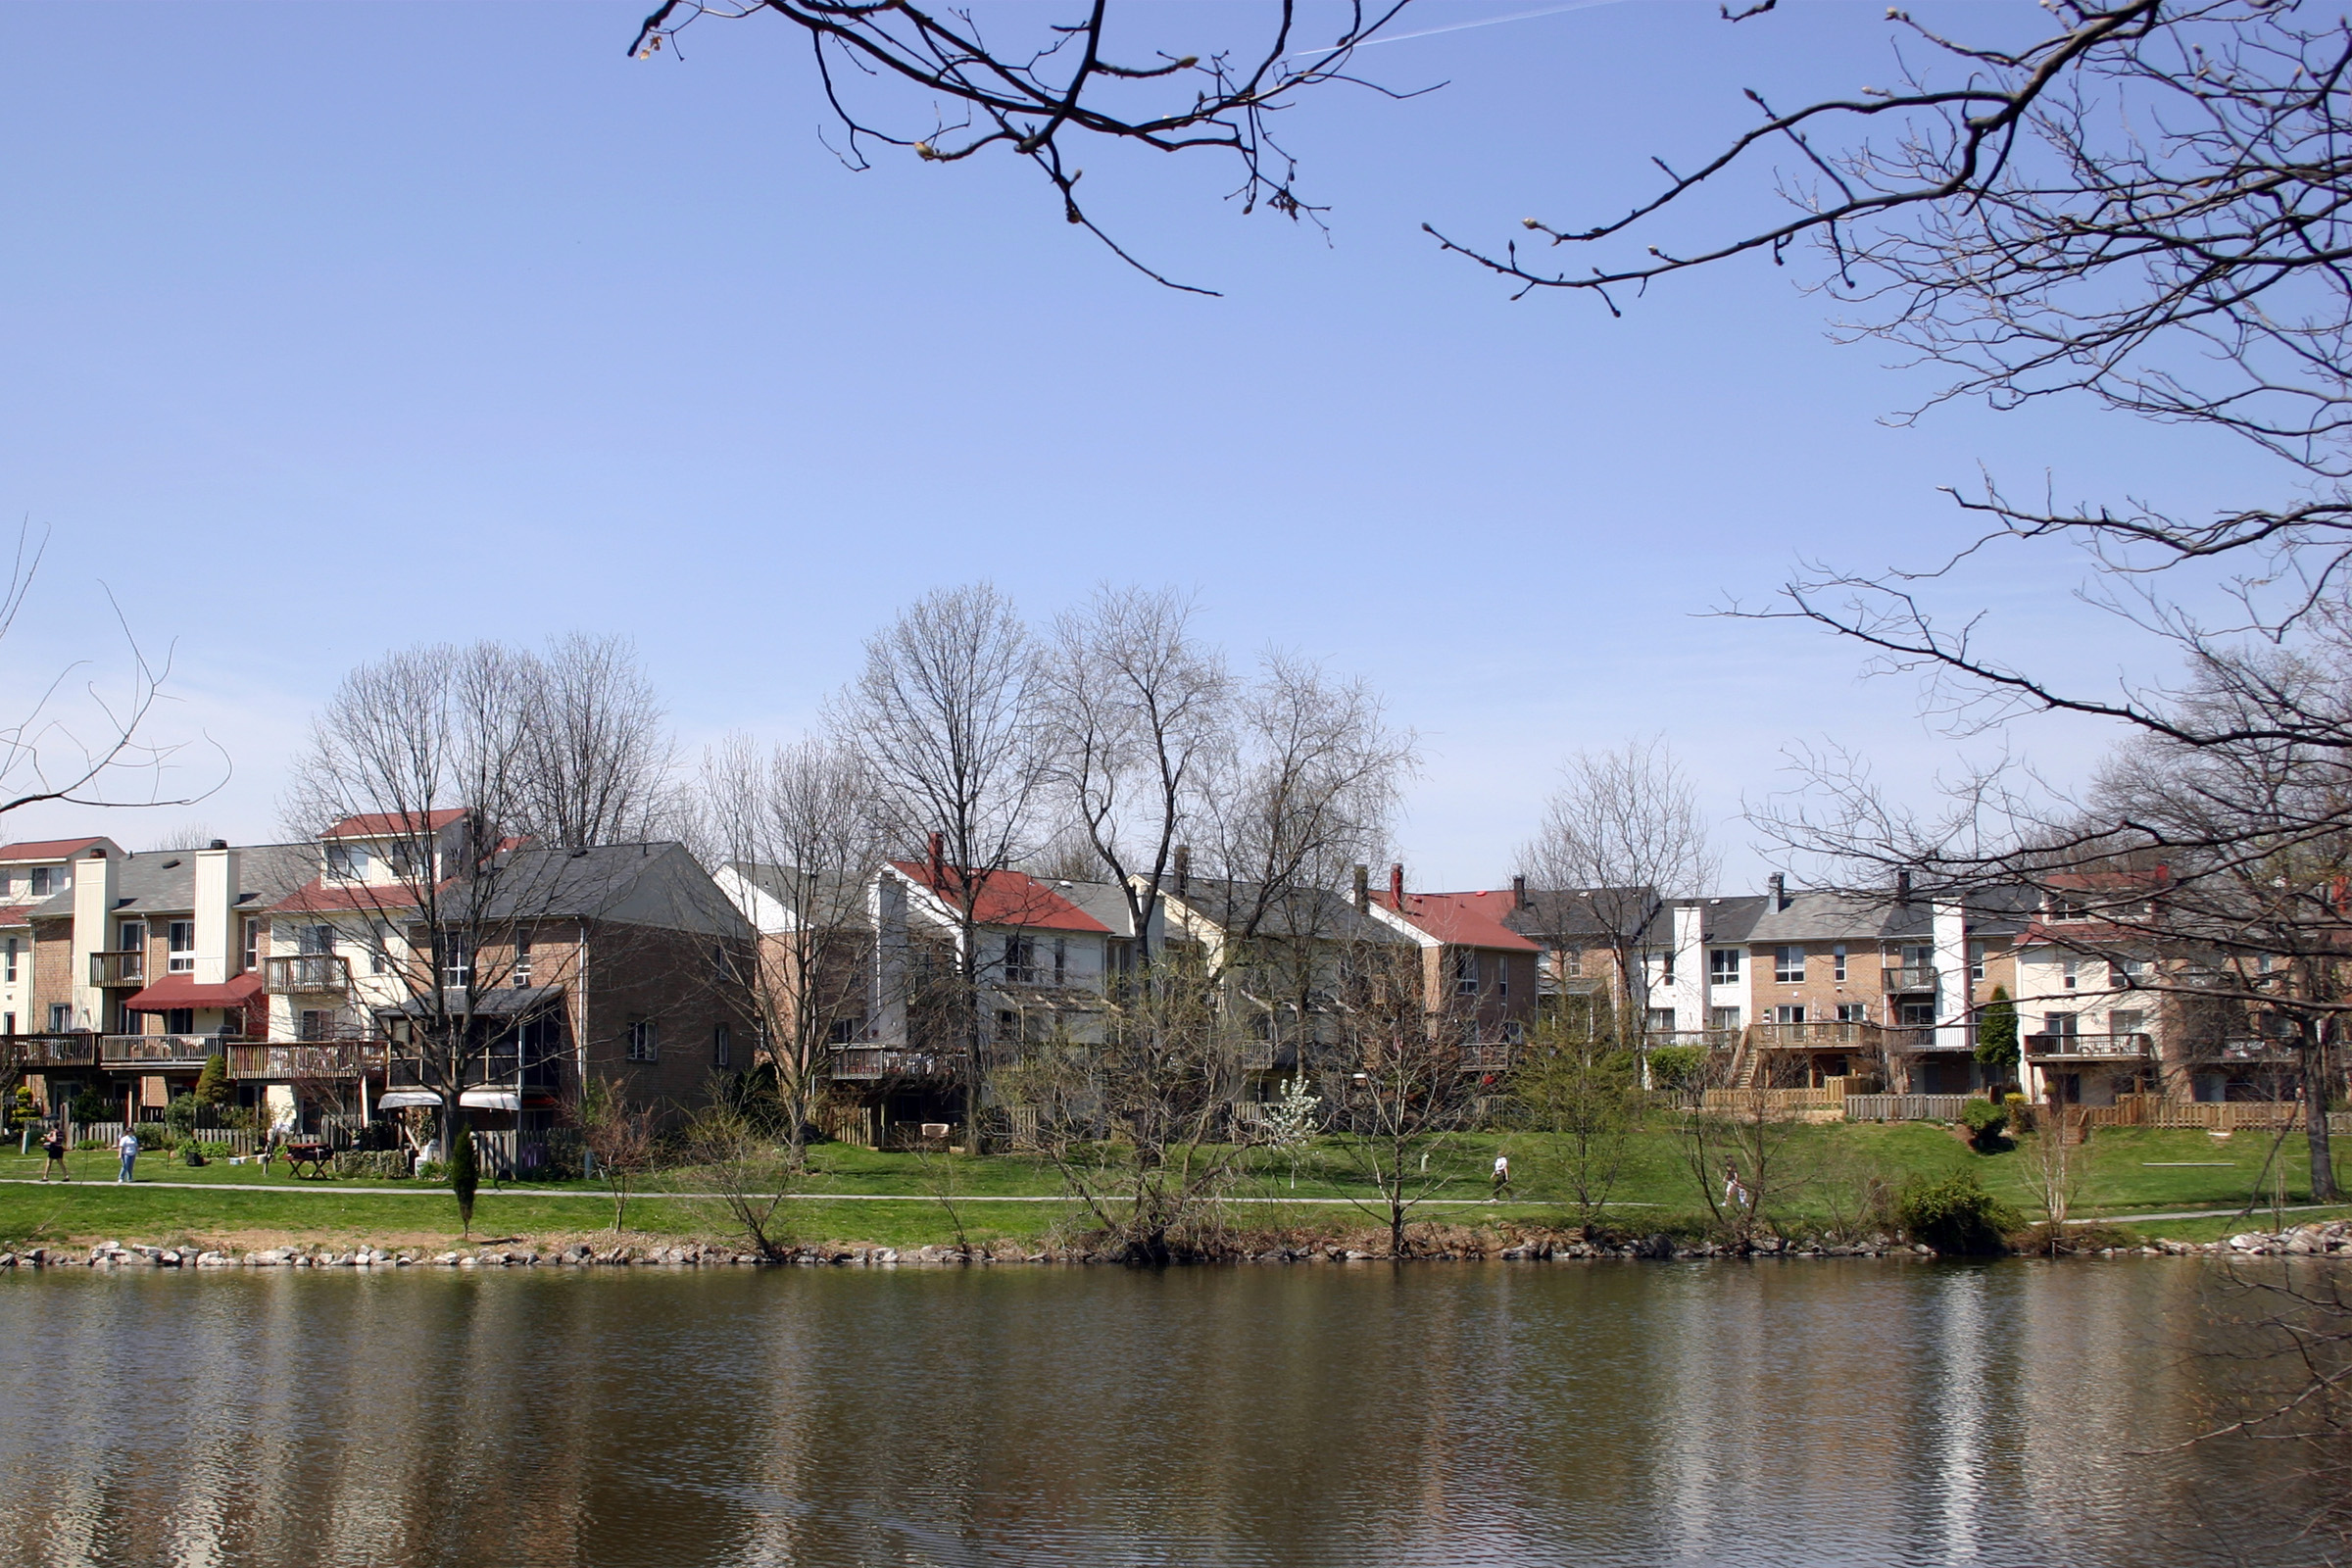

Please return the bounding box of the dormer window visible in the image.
[325,843,363,880]
[28,867,51,897]
[2048,897,2087,921]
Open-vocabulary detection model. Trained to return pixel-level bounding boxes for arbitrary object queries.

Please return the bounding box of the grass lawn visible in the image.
[0,1117,2343,1253]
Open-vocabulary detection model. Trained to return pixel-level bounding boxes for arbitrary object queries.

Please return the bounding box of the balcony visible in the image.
[101,1034,229,1070]
[1883,1026,1951,1054]
[1883,966,1938,993]
[226,1040,388,1081]
[88,951,145,987]
[1748,1020,1882,1050]
[2188,1038,2298,1063]
[265,955,353,995]
[2024,1031,2152,1059]
[11,1034,98,1068]
[1460,1044,1514,1071]
[1647,1029,1740,1052]
[831,1047,960,1081]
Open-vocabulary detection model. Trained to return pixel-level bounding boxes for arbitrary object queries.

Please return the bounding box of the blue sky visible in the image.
[0,1,2280,886]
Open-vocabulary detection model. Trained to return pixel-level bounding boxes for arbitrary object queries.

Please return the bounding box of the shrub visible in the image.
[416,1158,447,1183]
[1895,1172,2020,1256]
[192,1054,229,1106]
[333,1150,411,1180]
[1646,1046,1708,1091]
[162,1094,201,1139]
[1961,1098,2010,1152]
[180,1144,207,1167]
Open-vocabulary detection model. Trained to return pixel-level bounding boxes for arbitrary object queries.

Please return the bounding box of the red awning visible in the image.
[122,972,266,1011]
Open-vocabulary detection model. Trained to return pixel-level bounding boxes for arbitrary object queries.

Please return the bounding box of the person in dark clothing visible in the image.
[39,1127,69,1182]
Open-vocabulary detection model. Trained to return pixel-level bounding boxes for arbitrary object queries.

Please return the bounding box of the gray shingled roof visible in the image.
[726,861,874,931]
[26,842,318,920]
[1166,876,1411,947]
[1508,886,1659,945]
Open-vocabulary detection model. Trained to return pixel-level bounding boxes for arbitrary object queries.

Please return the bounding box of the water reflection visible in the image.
[0,1260,2317,1567]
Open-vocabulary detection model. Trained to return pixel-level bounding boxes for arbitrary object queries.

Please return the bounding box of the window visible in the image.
[29,867,52,897]
[242,918,260,973]
[1710,1005,1742,1032]
[827,1018,858,1046]
[1775,946,1805,984]
[1004,935,1035,985]
[627,1019,659,1061]
[324,842,361,880]
[1453,950,1479,995]
[1646,1008,1677,1034]
[1901,944,1934,970]
[440,935,471,988]
[4,938,16,984]
[2048,896,2087,921]
[1832,944,1847,982]
[2044,1011,2079,1038]
[168,921,195,973]
[3,1013,13,1036]
[48,1004,71,1032]
[1561,948,1584,979]
[166,1008,193,1036]
[1969,942,1986,983]
[1054,938,1067,987]
[514,940,532,989]
[2110,1009,2145,1039]
[1899,1002,1935,1027]
[119,920,146,955]
[299,1009,329,1043]
[1709,949,1740,987]
[2061,959,2080,991]
[1836,1003,1870,1023]
[369,943,387,975]
[297,924,332,956]
[713,1024,731,1067]
[1772,1004,1806,1024]
[1497,960,1508,1001]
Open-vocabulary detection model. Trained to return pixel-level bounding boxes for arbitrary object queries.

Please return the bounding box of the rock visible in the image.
[873,1248,899,1264]
[2229,1232,2268,1251]
[458,1255,478,1269]
[196,1251,231,1268]
[434,1251,460,1266]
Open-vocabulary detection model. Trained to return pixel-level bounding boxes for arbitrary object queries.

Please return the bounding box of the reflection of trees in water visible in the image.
[0,1264,2325,1566]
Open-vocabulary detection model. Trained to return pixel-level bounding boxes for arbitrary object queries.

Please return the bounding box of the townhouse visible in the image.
[1368,866,1541,1053]
[1494,880,1659,1030]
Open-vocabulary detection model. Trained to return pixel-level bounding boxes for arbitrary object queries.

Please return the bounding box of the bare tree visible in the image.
[1321,939,1483,1256]
[624,1,1420,289]
[993,939,1254,1261]
[1513,1009,1639,1235]
[0,523,221,827]
[1040,585,1231,968]
[701,731,884,1163]
[577,1074,660,1232]
[516,633,679,849]
[1518,737,1718,1051]
[832,583,1049,1152]
[683,1097,798,1258]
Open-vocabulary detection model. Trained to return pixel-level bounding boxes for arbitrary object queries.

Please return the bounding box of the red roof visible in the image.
[1377,890,1542,953]
[0,904,33,926]
[320,809,466,840]
[889,860,1108,933]
[122,972,265,1011]
[270,879,427,913]
[0,837,108,861]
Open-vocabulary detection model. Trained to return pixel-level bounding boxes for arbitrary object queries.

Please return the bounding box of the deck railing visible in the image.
[1747,1020,1881,1049]
[100,1034,228,1067]
[1882,965,1938,992]
[2023,1031,2152,1058]
[265,955,353,994]
[9,1034,99,1067]
[225,1041,389,1080]
[1845,1094,1977,1123]
[88,951,145,986]
[830,1047,959,1081]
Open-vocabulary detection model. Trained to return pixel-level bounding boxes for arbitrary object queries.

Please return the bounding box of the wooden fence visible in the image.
[1843,1094,1977,1123]
[1699,1087,1846,1117]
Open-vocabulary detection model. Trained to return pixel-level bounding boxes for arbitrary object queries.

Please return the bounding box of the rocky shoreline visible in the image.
[1,1217,2345,1269]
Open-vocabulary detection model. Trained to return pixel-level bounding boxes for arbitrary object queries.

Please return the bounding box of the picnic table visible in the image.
[280,1141,334,1180]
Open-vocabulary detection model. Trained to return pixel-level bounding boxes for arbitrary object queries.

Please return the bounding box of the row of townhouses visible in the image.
[0,816,2306,1159]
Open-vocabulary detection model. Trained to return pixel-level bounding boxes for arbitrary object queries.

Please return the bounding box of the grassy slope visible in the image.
[1,1119,2344,1251]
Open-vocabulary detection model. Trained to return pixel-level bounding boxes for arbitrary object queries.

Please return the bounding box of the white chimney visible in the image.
[70,845,119,1032]
[1932,900,1969,1053]
[869,872,907,1047]
[194,841,239,984]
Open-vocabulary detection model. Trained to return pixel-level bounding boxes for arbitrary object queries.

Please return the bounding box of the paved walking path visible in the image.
[0,1176,1658,1207]
[2076,1202,2351,1225]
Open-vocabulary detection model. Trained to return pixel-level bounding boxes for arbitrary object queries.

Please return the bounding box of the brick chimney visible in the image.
[1352,864,1369,913]
[1389,863,1404,906]
[1510,873,1526,906]
[1770,873,1788,911]
[927,830,945,888]
[1173,844,1191,899]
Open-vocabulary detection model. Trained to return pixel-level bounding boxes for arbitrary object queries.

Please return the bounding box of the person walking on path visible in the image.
[1492,1152,1511,1200]
[1723,1159,1748,1212]
[117,1128,139,1184]
[38,1126,69,1182]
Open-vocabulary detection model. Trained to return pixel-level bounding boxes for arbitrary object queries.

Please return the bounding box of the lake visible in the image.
[0,1258,2326,1566]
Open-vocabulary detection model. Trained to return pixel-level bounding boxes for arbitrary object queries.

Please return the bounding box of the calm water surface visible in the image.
[0,1259,2317,1567]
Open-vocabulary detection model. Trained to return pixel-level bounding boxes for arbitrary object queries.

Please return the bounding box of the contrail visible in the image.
[1286,0,1646,65]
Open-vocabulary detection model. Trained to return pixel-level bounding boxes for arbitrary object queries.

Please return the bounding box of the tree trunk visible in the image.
[2304,1032,2336,1201]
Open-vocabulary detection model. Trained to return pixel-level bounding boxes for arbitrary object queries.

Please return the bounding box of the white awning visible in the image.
[376,1090,441,1109]
[458,1090,520,1111]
